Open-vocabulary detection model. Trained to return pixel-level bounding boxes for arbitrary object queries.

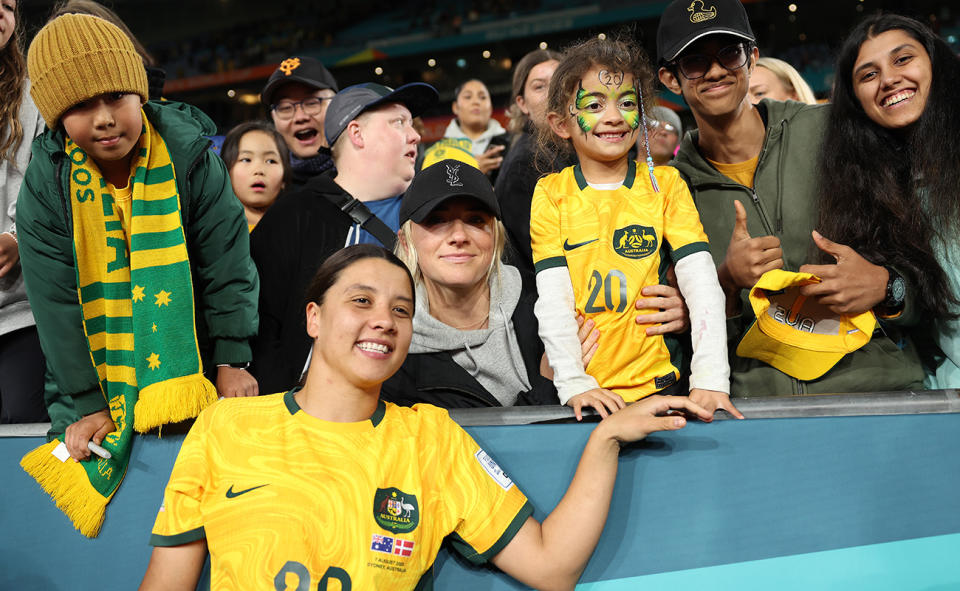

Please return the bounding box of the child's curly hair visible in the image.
[536,35,657,172]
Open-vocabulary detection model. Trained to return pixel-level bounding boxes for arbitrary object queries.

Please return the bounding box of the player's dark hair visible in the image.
[305,244,415,311]
[537,35,656,174]
[817,13,960,320]
[221,120,291,183]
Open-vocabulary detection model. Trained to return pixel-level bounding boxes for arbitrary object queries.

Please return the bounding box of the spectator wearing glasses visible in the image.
[639,105,683,166]
[655,0,924,396]
[261,56,338,188]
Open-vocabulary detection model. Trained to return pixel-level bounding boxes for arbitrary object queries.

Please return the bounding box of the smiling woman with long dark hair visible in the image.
[139,243,711,590]
[815,13,960,385]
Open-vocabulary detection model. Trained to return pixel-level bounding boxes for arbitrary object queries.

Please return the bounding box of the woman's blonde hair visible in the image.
[755,57,817,105]
[395,217,507,288]
[0,0,26,165]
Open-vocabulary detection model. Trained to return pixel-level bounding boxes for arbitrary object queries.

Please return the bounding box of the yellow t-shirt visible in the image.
[106,180,133,237]
[530,161,710,401]
[151,391,532,589]
[707,154,759,188]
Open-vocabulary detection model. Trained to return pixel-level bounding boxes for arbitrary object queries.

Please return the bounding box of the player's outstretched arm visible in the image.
[139,540,207,591]
[491,396,711,590]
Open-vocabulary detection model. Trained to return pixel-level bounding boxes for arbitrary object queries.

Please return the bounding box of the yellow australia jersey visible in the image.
[150,391,532,590]
[530,161,710,401]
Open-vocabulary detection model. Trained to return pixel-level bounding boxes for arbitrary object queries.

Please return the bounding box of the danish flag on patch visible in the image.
[393,538,415,557]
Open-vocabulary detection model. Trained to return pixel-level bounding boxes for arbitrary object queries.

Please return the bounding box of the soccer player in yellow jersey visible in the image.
[532,36,743,420]
[139,244,713,590]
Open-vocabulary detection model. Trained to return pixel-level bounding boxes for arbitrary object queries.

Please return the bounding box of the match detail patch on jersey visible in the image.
[613,224,658,259]
[373,488,419,534]
[475,449,514,491]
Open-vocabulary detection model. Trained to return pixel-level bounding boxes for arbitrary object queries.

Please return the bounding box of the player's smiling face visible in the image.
[306,258,413,391]
[551,66,640,165]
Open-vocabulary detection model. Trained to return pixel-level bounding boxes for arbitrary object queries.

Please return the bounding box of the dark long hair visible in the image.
[817,13,960,320]
[0,0,26,165]
[305,245,415,311]
[506,49,561,134]
[221,120,291,183]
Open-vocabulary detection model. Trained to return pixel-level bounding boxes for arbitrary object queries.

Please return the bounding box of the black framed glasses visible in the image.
[271,96,332,120]
[672,43,750,80]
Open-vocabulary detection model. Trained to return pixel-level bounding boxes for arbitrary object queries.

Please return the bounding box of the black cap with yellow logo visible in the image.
[656,0,755,64]
[261,56,339,106]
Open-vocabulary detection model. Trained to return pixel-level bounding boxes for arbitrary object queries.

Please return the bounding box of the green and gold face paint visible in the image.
[567,69,640,134]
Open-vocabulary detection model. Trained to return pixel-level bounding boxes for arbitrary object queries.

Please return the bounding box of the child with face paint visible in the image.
[530,36,740,421]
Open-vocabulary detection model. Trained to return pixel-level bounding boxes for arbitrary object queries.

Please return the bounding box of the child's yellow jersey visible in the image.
[531,161,710,401]
[151,391,532,590]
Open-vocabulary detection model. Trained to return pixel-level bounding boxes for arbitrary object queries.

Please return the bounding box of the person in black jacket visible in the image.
[383,159,598,408]
[250,82,439,395]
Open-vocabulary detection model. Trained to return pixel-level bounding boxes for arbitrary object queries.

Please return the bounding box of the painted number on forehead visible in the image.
[598,70,625,88]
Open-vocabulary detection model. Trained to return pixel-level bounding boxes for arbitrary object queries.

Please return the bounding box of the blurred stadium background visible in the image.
[17,1,960,139]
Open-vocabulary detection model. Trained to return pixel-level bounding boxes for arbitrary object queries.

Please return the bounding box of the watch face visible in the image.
[891,276,906,303]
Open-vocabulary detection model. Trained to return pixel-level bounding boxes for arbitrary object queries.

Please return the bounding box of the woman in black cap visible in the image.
[382,159,597,408]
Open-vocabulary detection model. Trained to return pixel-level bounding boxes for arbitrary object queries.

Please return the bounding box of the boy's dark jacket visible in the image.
[17,100,258,435]
[671,99,924,396]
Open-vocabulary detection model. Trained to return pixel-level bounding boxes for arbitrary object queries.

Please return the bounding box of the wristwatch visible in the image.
[882,266,906,312]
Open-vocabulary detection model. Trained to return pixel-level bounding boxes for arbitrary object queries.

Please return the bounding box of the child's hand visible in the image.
[634,284,689,335]
[576,314,600,368]
[216,366,259,398]
[476,144,505,175]
[688,389,744,421]
[65,409,116,461]
[567,388,625,421]
[595,395,712,445]
[0,232,19,277]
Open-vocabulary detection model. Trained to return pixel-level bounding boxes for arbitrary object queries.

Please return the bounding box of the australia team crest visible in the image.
[612,225,657,259]
[373,488,419,534]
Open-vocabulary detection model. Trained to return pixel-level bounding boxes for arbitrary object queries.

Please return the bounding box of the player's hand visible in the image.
[797,231,888,315]
[476,144,505,175]
[65,409,116,461]
[688,388,744,422]
[634,284,689,335]
[719,200,783,292]
[0,232,19,277]
[596,395,713,444]
[216,366,259,398]
[567,388,625,421]
[576,314,600,368]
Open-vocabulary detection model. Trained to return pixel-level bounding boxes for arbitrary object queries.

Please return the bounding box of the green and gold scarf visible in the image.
[20,112,217,537]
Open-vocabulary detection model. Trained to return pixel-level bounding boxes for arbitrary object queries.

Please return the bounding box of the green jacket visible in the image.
[672,99,924,396]
[17,100,258,434]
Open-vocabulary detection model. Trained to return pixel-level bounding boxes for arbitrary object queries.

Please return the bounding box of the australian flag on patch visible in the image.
[371,534,394,554]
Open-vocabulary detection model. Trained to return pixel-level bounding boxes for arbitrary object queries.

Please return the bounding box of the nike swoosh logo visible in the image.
[226,484,269,498]
[563,238,598,251]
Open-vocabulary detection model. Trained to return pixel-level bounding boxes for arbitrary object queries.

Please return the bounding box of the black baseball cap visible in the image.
[261,56,339,106]
[399,159,500,226]
[324,82,439,147]
[656,0,755,64]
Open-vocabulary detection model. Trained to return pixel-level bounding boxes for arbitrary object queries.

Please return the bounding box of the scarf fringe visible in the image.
[20,441,109,538]
[134,374,218,432]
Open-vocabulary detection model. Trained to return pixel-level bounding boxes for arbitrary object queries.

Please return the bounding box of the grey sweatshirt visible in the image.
[0,81,44,336]
[409,264,531,406]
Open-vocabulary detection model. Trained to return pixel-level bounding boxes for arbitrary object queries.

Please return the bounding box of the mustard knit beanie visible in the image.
[28,13,148,128]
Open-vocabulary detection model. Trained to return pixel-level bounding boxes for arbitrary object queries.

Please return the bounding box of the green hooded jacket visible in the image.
[17,100,258,435]
[672,99,924,397]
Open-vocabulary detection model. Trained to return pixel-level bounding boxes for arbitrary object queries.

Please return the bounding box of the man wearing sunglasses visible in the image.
[655,0,924,397]
[261,56,339,188]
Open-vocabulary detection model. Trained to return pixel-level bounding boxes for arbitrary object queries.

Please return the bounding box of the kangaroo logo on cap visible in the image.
[687,0,717,23]
[446,163,463,187]
[279,57,301,76]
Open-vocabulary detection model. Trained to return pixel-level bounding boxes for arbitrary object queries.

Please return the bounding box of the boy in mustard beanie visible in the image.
[16,13,259,537]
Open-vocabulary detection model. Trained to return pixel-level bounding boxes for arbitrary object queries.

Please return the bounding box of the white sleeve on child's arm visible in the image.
[535,267,600,405]
[675,251,730,394]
